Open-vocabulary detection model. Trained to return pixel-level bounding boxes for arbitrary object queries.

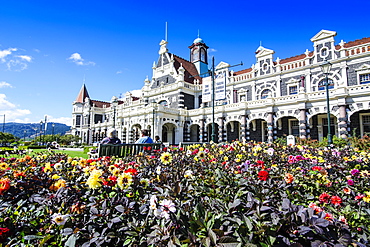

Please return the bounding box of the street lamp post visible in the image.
[111,96,118,129]
[320,60,333,146]
[152,101,157,138]
[52,123,55,140]
[39,121,43,144]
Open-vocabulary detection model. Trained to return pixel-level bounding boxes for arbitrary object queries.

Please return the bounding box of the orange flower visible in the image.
[284,173,294,183]
[0,178,11,195]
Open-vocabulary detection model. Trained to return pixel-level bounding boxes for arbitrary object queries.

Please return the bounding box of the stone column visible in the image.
[218,117,225,142]
[183,121,191,142]
[199,119,205,142]
[267,112,274,143]
[240,115,247,142]
[338,105,348,139]
[299,109,307,139]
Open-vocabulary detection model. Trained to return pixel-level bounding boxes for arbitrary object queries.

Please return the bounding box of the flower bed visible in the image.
[0,142,369,246]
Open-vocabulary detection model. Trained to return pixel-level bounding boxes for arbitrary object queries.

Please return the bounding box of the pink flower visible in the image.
[347,179,354,186]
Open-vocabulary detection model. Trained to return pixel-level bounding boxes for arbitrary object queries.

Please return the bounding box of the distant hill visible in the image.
[2,122,71,139]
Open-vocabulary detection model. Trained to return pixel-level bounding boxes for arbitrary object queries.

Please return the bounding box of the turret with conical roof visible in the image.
[75,84,90,103]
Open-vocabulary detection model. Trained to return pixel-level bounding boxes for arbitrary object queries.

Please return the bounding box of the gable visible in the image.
[310,30,337,42]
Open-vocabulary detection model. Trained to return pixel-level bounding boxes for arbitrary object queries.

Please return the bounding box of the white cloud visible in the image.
[48,116,72,126]
[116,70,122,74]
[208,48,217,53]
[17,55,32,62]
[0,93,32,121]
[0,81,13,88]
[0,47,32,71]
[68,52,95,66]
[0,48,17,62]
[6,59,29,71]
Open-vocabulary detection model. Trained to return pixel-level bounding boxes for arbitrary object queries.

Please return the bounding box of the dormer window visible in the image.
[262,63,268,71]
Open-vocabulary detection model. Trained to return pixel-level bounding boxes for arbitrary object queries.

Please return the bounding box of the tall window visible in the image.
[289,119,299,136]
[360,73,370,84]
[361,114,370,135]
[318,78,334,90]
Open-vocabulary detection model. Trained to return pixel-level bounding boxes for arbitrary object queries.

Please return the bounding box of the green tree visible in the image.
[58,134,81,145]
[0,132,17,145]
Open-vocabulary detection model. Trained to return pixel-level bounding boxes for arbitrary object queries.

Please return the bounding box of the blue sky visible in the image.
[0,0,369,126]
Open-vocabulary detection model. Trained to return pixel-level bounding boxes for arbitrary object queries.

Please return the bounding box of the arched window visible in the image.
[261,89,271,99]
[158,100,168,107]
[318,79,334,91]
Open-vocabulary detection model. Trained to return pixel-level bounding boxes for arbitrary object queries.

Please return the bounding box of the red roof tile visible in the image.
[234,68,252,75]
[343,37,370,48]
[172,54,202,84]
[75,84,89,103]
[279,53,307,64]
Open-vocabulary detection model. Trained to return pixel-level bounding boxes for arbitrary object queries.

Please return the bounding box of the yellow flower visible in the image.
[219,150,224,155]
[71,160,78,165]
[43,163,53,173]
[0,162,9,170]
[86,175,101,189]
[67,157,73,163]
[52,174,61,180]
[223,156,228,161]
[117,173,133,189]
[54,179,66,189]
[160,152,173,165]
[363,192,370,203]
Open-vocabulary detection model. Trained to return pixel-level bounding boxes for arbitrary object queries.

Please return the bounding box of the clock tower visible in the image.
[189,37,209,75]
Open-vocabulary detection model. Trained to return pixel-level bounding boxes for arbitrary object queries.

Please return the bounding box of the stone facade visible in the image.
[71,30,370,145]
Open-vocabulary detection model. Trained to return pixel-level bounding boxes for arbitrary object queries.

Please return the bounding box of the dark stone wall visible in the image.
[151,75,176,89]
[183,93,195,109]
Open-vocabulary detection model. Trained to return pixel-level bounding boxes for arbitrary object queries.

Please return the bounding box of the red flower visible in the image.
[125,168,138,176]
[330,196,342,206]
[319,192,331,203]
[312,166,323,171]
[0,178,11,195]
[258,170,269,181]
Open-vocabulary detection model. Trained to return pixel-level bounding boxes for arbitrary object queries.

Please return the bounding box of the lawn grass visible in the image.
[1,149,89,159]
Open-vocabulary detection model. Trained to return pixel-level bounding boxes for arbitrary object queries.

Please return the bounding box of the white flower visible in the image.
[159,199,176,220]
[156,166,161,175]
[54,163,63,170]
[149,195,158,210]
[184,170,193,178]
[52,213,68,225]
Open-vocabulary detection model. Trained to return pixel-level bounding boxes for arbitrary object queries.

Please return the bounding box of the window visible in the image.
[361,114,370,136]
[321,48,328,57]
[262,63,268,71]
[289,85,298,95]
[159,100,168,107]
[318,79,334,90]
[289,119,299,136]
[360,73,370,84]
[261,89,271,99]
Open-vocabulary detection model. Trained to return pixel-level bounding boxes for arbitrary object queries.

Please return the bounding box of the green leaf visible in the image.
[208,229,217,245]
